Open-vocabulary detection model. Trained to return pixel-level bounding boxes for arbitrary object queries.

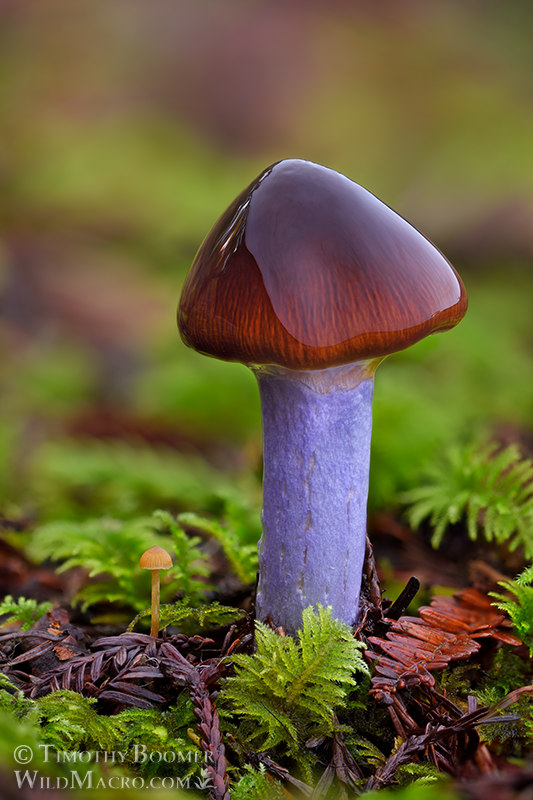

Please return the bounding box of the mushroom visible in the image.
[139,545,173,637]
[178,159,467,634]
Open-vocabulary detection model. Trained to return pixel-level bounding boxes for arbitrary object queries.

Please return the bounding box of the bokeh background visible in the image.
[1,0,532,543]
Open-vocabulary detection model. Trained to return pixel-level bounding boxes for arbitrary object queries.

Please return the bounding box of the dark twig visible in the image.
[354,536,386,637]
[159,642,231,800]
[385,577,420,621]
[367,588,521,706]
[189,676,230,800]
[364,687,532,791]
[246,751,314,796]
[330,729,364,789]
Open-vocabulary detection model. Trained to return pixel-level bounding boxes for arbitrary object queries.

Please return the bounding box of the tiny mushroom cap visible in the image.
[179,159,467,370]
[139,546,173,570]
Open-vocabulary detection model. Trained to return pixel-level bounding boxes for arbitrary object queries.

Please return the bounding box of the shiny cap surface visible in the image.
[179,159,467,370]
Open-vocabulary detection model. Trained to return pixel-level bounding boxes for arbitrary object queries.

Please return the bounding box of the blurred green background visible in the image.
[1,0,532,523]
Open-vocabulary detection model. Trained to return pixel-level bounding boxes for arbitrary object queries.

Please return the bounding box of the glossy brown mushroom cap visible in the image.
[139,546,173,570]
[178,159,467,370]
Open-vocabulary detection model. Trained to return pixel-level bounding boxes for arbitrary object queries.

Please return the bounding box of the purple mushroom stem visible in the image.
[254,363,375,634]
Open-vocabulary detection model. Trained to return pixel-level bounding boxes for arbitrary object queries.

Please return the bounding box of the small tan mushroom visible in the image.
[139,546,173,637]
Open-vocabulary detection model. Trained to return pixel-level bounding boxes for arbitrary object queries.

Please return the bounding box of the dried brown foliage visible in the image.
[159,641,230,800]
[0,611,256,800]
[0,577,530,796]
[4,629,211,707]
[367,588,521,706]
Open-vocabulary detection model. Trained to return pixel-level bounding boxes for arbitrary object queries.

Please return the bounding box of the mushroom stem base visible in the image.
[255,368,374,634]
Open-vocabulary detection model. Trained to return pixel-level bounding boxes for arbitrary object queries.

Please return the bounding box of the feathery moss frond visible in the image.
[151,509,210,599]
[231,764,285,799]
[0,596,53,630]
[1,686,197,775]
[178,511,258,584]
[401,442,533,557]
[35,691,124,752]
[128,599,242,633]
[490,567,533,656]
[222,605,368,755]
[26,511,209,612]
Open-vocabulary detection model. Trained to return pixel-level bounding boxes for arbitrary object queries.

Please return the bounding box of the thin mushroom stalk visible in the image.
[150,569,161,638]
[139,546,173,638]
[178,159,467,634]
